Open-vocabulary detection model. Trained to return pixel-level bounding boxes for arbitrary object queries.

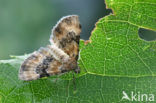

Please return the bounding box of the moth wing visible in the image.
[50,15,81,61]
[19,47,53,81]
[19,45,73,81]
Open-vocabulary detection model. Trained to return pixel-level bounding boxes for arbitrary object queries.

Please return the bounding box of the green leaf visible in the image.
[0,0,156,102]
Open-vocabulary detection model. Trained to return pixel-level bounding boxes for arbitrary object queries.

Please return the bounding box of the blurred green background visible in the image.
[0,0,111,59]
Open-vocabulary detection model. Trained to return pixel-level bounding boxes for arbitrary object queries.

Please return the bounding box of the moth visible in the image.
[19,15,81,81]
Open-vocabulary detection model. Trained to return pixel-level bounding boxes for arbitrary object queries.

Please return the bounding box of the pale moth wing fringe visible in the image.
[19,15,81,81]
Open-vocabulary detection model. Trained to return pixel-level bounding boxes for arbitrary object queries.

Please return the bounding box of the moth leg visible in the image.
[72,71,76,91]
[72,65,80,90]
[54,75,60,84]
[74,66,80,74]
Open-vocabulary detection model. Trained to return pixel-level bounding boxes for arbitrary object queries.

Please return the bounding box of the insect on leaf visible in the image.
[0,0,156,102]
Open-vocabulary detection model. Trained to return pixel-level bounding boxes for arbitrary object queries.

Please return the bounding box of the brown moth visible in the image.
[19,15,81,81]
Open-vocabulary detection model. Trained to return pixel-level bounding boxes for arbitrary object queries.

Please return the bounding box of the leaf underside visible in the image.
[0,0,156,103]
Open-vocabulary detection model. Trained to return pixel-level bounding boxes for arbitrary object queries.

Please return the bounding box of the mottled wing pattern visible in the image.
[50,15,81,61]
[19,47,53,81]
[19,15,81,81]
